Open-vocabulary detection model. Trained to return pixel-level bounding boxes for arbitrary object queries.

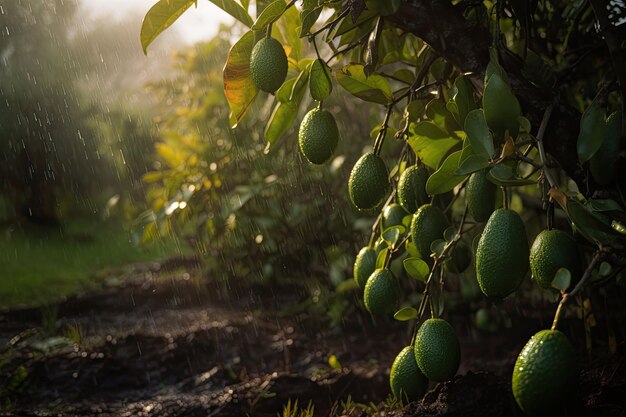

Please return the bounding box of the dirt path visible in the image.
[0,260,624,416]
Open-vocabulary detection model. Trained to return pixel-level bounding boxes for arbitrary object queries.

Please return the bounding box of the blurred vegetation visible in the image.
[0,0,182,308]
[137,24,390,287]
[0,219,181,309]
[0,0,174,225]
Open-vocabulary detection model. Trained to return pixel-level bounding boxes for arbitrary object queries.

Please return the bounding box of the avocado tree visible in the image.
[141,0,626,414]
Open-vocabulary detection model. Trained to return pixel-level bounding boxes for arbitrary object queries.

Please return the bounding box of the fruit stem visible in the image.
[416,205,469,321]
[373,105,394,155]
[551,249,605,331]
[502,186,509,209]
[266,23,272,38]
[368,189,398,247]
[547,202,554,230]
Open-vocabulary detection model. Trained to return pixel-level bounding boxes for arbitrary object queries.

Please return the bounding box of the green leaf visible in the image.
[551,268,571,291]
[456,154,490,176]
[208,0,253,27]
[265,65,309,146]
[382,226,404,248]
[483,73,521,141]
[405,241,420,258]
[425,99,461,135]
[335,64,393,104]
[567,198,619,245]
[299,7,322,37]
[276,77,297,103]
[599,262,612,277]
[393,69,416,84]
[336,279,359,293]
[464,109,494,159]
[264,102,298,147]
[376,249,388,269]
[251,0,286,30]
[289,65,311,102]
[453,75,476,126]
[394,307,418,321]
[586,198,625,213]
[518,116,531,133]
[141,0,195,54]
[403,258,429,282]
[443,226,457,242]
[223,31,258,127]
[310,59,333,101]
[487,164,535,186]
[430,239,446,257]
[577,100,606,163]
[426,151,465,195]
[408,122,460,169]
[484,49,508,84]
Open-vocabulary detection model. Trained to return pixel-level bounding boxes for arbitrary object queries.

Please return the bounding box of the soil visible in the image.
[0,258,624,417]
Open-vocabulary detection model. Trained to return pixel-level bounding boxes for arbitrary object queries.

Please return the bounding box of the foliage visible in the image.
[138,29,378,284]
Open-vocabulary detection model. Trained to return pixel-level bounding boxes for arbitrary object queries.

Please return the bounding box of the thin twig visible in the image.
[551,249,606,330]
[417,204,469,320]
[536,103,558,189]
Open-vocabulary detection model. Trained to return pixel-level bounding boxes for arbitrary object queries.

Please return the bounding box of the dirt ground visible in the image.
[1,259,624,417]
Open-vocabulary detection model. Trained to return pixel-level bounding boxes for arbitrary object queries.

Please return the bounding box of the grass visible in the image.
[0,219,184,310]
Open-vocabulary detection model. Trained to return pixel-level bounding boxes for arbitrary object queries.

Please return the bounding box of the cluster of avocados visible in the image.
[249,34,339,166]
[350,159,580,414]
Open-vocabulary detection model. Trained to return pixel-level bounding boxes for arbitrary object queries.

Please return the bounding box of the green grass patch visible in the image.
[0,219,184,310]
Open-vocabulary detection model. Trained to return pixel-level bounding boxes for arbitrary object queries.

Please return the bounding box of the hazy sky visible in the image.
[80,0,234,44]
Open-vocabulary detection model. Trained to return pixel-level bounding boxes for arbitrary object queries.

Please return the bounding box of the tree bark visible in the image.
[388,0,584,185]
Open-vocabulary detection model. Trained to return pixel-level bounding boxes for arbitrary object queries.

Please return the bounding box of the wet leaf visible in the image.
[551,267,571,291]
[223,31,258,127]
[299,7,322,37]
[443,227,457,242]
[567,198,619,245]
[394,307,418,321]
[456,154,490,176]
[577,100,606,163]
[141,0,196,54]
[335,64,393,104]
[408,122,459,169]
[464,109,494,159]
[336,279,359,293]
[310,59,333,101]
[376,248,388,269]
[430,239,446,257]
[599,262,612,277]
[405,241,420,258]
[382,226,404,248]
[251,0,286,30]
[426,150,465,195]
[264,101,298,147]
[453,75,476,126]
[487,164,535,186]
[403,258,429,282]
[209,0,254,26]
